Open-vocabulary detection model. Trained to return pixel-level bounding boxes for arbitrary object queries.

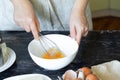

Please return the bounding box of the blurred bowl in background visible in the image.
[4,74,52,80]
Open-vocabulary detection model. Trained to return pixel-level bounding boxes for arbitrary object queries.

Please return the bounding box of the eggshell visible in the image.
[62,70,77,80]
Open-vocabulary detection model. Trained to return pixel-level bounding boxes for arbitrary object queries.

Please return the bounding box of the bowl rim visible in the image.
[28,34,79,60]
[4,73,52,80]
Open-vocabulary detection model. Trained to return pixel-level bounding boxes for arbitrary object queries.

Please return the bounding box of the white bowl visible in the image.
[28,34,79,70]
[4,74,51,80]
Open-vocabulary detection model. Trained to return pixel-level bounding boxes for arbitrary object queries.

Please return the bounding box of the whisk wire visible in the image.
[38,33,61,57]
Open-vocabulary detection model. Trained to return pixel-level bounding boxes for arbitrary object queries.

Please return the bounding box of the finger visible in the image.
[70,24,76,40]
[30,21,39,39]
[83,30,88,37]
[83,27,89,37]
[76,30,82,45]
[35,17,41,32]
[36,21,40,32]
[23,23,31,32]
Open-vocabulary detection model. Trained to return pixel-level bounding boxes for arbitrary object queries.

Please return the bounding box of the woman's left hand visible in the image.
[70,13,88,45]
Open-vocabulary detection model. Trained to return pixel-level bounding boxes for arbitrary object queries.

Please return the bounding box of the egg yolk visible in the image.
[42,48,65,59]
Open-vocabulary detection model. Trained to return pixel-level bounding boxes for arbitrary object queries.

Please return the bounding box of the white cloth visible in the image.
[0,0,93,31]
[92,60,120,80]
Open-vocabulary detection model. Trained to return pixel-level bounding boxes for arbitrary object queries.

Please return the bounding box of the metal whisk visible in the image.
[38,33,62,57]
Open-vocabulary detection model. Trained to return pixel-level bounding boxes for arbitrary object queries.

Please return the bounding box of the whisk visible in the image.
[38,33,63,57]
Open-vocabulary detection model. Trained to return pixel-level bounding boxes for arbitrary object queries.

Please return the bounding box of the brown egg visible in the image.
[80,67,92,77]
[86,74,99,80]
[73,78,82,80]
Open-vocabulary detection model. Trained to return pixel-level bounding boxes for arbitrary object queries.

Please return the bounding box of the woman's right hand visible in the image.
[11,0,40,39]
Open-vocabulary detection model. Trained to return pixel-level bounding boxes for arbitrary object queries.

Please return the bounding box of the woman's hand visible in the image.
[70,12,88,45]
[70,0,88,45]
[11,0,40,39]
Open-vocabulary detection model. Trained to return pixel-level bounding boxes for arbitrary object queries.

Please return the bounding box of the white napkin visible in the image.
[91,60,120,80]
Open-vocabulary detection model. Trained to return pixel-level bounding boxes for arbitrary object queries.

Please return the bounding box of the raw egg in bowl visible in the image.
[28,34,79,70]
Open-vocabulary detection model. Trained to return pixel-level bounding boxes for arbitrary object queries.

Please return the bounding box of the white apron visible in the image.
[0,0,93,31]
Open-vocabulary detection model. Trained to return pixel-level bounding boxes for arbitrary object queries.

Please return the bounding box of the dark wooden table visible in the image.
[0,31,120,80]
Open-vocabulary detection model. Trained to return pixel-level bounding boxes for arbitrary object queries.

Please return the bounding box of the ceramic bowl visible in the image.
[4,74,51,80]
[28,34,79,70]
